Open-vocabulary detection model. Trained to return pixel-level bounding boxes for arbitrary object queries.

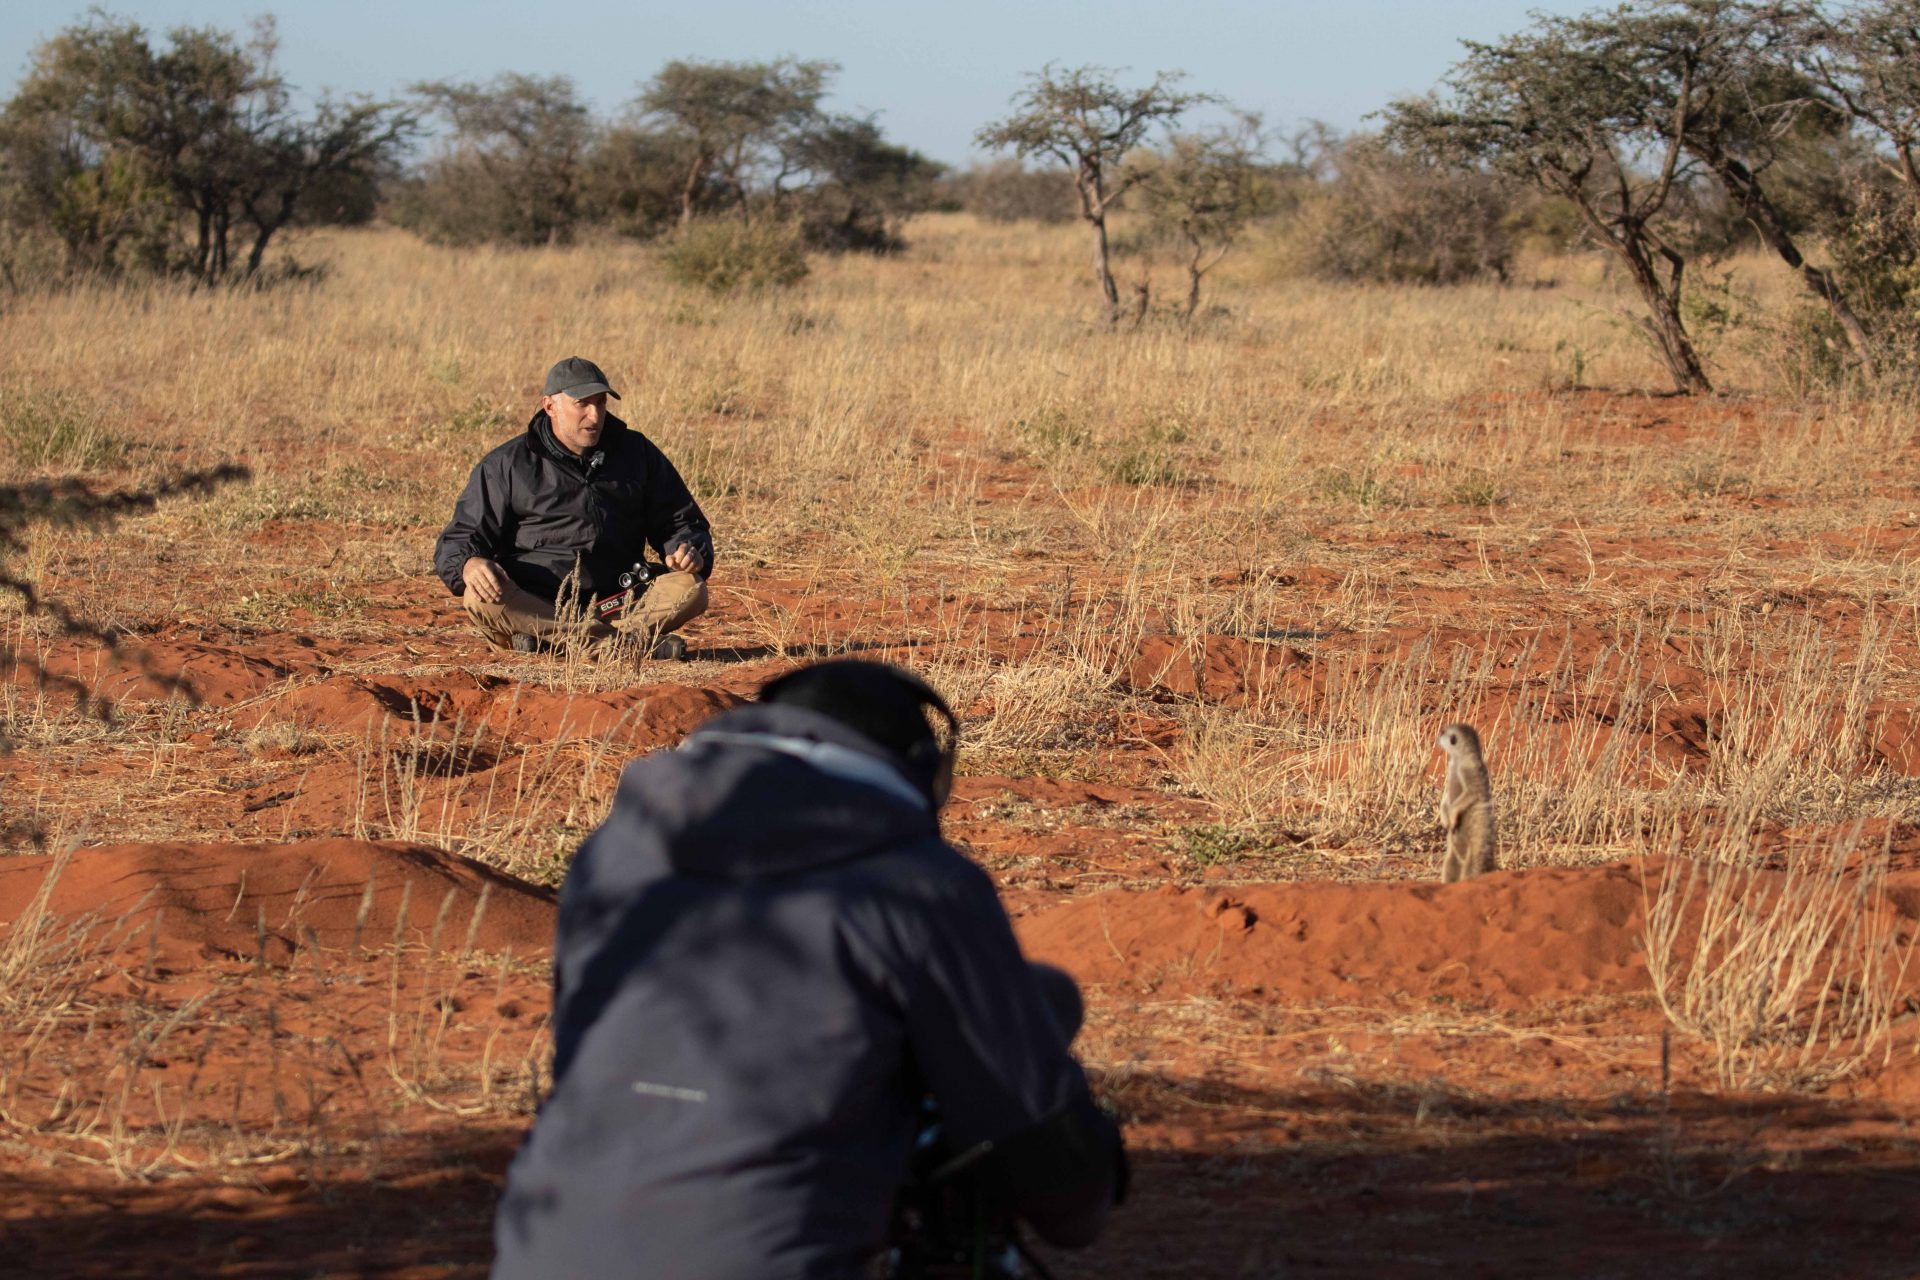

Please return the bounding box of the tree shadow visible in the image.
[0,1127,519,1278]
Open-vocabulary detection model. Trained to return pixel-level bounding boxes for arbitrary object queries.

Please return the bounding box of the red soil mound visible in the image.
[19,635,746,752]
[263,671,741,748]
[0,837,556,967]
[27,638,299,707]
[1017,862,1655,1009]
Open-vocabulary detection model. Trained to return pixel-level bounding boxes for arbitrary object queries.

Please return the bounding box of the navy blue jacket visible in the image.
[492,704,1118,1280]
[434,411,714,603]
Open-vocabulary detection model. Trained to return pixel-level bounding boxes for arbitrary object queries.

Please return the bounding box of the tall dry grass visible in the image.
[0,214,1915,877]
[1643,820,1917,1090]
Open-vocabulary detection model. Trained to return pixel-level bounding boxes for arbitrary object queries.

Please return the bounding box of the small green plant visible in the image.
[0,392,124,470]
[1673,460,1750,500]
[1100,447,1180,486]
[660,218,810,295]
[1098,416,1188,486]
[1015,404,1092,461]
[446,398,513,437]
[1314,464,1399,509]
[232,581,361,625]
[1681,268,1760,362]
[1550,339,1587,391]
[1179,823,1264,868]
[1448,469,1504,507]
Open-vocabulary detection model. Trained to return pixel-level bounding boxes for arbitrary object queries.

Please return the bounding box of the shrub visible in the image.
[659,218,809,295]
[949,160,1077,223]
[1273,134,1514,285]
[1098,417,1188,487]
[1828,182,1920,378]
[1751,180,1920,395]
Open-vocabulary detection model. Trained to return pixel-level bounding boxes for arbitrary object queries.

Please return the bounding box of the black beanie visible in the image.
[758,660,952,799]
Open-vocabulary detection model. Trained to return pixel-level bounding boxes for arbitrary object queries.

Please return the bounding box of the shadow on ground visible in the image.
[6,1076,1918,1279]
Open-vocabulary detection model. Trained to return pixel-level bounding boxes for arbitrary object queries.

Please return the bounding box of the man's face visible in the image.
[544,391,607,456]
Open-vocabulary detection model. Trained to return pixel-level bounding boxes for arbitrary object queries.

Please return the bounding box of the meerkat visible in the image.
[1436,723,1497,882]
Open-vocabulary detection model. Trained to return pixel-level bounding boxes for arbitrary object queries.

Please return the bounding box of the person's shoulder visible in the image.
[486,429,537,462]
[861,835,1001,904]
[465,424,529,469]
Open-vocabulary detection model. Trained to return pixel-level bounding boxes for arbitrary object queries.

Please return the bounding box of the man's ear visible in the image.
[540,394,556,416]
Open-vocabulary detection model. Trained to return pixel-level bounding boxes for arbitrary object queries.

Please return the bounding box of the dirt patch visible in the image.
[1017,861,1653,1007]
[1124,635,1321,707]
[0,837,555,966]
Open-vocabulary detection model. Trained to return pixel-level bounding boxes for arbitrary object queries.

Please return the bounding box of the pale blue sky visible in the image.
[1,2,1593,164]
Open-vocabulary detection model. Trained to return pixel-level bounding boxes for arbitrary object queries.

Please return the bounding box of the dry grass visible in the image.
[0,220,1914,855]
[349,706,635,885]
[1643,821,1917,1090]
[1,211,1918,1129]
[0,850,549,1179]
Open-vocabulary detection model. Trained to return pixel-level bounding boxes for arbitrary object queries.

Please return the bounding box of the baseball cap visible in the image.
[543,356,621,401]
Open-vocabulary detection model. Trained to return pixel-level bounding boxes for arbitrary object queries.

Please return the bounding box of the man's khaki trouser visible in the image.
[462,572,709,651]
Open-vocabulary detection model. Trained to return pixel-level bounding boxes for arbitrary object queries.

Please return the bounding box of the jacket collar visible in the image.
[528,409,626,473]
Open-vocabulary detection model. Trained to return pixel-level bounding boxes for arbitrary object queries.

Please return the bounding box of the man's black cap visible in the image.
[544,356,621,401]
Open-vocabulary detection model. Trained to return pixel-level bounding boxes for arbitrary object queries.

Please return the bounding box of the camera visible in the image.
[881,1106,1033,1279]
[882,965,1087,1280]
[593,561,661,622]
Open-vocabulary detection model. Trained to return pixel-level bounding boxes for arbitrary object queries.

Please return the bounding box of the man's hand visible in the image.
[463,556,507,604]
[665,543,705,575]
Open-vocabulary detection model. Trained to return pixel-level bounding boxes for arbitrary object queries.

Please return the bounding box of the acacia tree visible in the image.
[976,65,1208,322]
[1384,21,1715,393]
[407,75,593,247]
[3,15,408,282]
[1569,1,1877,375]
[0,93,172,280]
[637,57,835,225]
[1137,114,1271,320]
[1801,0,1920,199]
[230,93,410,277]
[785,115,943,251]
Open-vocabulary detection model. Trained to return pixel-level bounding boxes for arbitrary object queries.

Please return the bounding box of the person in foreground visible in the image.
[434,355,714,661]
[491,659,1125,1280]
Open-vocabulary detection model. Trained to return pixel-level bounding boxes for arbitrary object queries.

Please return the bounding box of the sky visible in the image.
[0,1,1597,165]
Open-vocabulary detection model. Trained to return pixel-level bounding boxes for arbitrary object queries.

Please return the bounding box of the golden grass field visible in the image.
[4,214,1920,1275]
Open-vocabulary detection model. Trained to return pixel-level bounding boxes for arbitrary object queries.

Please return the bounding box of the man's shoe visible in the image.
[648,634,688,662]
[510,633,539,654]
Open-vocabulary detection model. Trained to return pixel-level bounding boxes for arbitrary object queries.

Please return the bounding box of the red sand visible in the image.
[0,837,556,966]
[5,832,1920,1276]
[1016,862,1655,1008]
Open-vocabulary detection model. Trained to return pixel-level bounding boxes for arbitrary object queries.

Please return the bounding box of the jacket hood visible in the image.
[596,702,940,881]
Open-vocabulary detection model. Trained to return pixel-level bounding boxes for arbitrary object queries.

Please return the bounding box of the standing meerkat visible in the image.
[1436,723,1497,882]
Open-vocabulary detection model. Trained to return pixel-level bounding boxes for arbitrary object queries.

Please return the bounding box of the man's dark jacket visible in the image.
[434,410,714,602]
[491,703,1120,1280]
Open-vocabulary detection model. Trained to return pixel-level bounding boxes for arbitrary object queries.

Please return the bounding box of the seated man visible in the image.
[492,660,1125,1280]
[434,356,713,661]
